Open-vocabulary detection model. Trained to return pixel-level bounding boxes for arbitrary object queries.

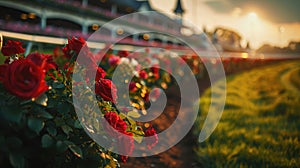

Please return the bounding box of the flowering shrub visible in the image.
[0,38,159,168]
[0,37,276,168]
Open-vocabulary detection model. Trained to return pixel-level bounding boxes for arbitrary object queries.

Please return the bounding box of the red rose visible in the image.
[1,59,48,100]
[143,92,150,102]
[103,112,134,163]
[129,81,137,92]
[144,126,158,150]
[108,55,120,66]
[62,37,87,59]
[95,79,117,103]
[151,64,160,79]
[26,52,57,71]
[103,112,127,136]
[86,65,106,82]
[26,52,46,67]
[95,67,106,81]
[120,155,129,163]
[139,70,148,79]
[117,50,130,57]
[45,55,58,71]
[1,40,25,56]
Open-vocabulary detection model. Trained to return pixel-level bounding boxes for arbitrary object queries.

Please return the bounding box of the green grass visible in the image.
[290,68,300,90]
[0,53,5,64]
[194,60,300,167]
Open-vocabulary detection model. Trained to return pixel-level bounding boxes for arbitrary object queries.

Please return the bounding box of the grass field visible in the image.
[195,60,300,167]
[0,54,5,64]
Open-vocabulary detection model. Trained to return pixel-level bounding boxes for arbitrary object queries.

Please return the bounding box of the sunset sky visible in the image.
[149,0,300,49]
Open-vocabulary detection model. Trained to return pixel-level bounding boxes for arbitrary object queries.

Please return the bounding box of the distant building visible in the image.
[0,0,208,50]
[173,0,185,24]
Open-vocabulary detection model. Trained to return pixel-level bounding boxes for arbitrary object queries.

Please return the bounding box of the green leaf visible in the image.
[63,140,74,146]
[131,126,145,143]
[31,106,53,119]
[127,110,141,118]
[27,118,45,134]
[56,134,67,141]
[39,111,53,119]
[132,127,145,136]
[56,141,68,153]
[61,125,73,136]
[9,153,25,168]
[47,98,57,108]
[1,106,23,123]
[133,136,144,144]
[52,82,65,89]
[46,126,57,136]
[69,145,83,158]
[74,120,82,129]
[125,116,137,129]
[57,102,71,114]
[54,118,64,127]
[41,134,54,148]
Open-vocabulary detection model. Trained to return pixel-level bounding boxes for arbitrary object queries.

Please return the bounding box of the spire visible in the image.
[173,0,185,16]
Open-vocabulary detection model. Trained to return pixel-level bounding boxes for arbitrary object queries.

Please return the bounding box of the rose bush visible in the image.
[0,37,159,168]
[0,36,278,168]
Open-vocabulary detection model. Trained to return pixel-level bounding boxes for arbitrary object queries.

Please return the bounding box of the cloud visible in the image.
[231,7,242,17]
[204,0,233,13]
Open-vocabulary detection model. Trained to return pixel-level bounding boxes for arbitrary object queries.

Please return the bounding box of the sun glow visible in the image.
[248,12,258,19]
[149,0,300,49]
